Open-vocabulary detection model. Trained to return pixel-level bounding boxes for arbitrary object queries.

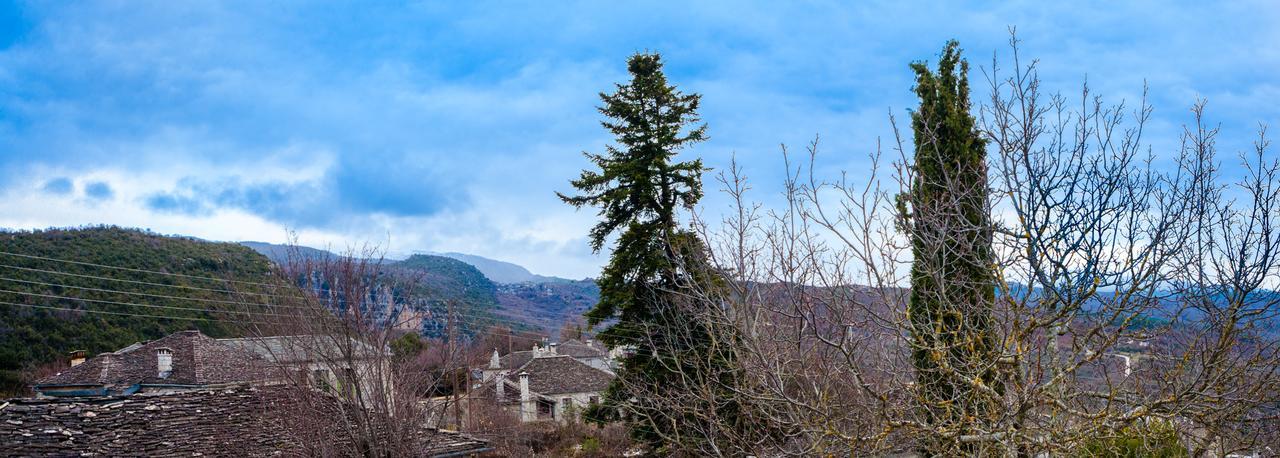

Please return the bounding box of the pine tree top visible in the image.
[558,52,707,253]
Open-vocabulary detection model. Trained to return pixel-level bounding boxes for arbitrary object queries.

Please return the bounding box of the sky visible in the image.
[0,1,1276,279]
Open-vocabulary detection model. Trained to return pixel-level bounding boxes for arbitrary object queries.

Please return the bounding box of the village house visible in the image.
[33,330,271,397]
[480,338,613,383]
[472,342,615,423]
[217,334,393,402]
[32,329,393,403]
[13,330,491,456]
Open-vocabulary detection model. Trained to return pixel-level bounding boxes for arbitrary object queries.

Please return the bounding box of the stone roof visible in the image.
[555,339,606,358]
[0,385,491,457]
[36,330,271,392]
[498,350,535,370]
[218,334,386,364]
[516,355,613,395]
[492,341,606,371]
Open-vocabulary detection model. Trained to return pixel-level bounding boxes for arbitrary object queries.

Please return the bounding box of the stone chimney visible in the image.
[519,371,535,422]
[548,342,557,355]
[156,348,173,378]
[69,350,86,367]
[489,348,500,369]
[531,343,541,357]
[495,371,506,399]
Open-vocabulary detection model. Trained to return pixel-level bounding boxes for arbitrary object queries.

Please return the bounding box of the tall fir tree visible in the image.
[904,40,1003,455]
[559,52,713,449]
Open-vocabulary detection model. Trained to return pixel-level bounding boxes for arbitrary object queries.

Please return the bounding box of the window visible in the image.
[312,369,331,391]
[340,367,357,397]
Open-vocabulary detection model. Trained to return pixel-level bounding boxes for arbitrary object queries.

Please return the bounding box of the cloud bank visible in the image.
[0,1,1275,278]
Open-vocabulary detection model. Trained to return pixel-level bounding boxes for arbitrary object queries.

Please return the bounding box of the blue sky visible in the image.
[0,1,1276,278]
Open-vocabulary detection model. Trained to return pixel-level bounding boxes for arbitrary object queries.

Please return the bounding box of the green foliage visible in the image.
[558,51,707,345]
[903,41,1002,454]
[390,332,427,358]
[580,436,602,454]
[0,226,273,396]
[560,52,726,450]
[1078,421,1189,457]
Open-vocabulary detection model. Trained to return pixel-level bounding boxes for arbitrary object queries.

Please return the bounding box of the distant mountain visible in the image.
[239,241,336,264]
[435,252,571,284]
[430,253,600,334]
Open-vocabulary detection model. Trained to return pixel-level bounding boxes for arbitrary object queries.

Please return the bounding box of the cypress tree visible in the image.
[904,40,1002,454]
[559,52,713,449]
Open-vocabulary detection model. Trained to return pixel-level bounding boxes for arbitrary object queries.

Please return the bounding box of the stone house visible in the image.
[217,334,393,402]
[480,338,613,383]
[35,330,392,404]
[33,330,271,397]
[478,351,614,423]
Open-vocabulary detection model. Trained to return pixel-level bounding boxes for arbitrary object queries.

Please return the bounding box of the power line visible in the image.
[0,250,287,289]
[0,257,627,341]
[0,288,296,318]
[0,263,304,300]
[0,269,579,328]
[0,275,559,325]
[0,252,595,326]
[0,276,319,310]
[0,299,270,325]
[0,279,564,336]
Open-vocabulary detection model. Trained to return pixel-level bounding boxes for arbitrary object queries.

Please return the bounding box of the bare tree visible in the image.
[632,34,1280,457]
[230,243,471,456]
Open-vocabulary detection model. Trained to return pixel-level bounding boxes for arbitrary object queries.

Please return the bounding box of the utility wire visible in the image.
[0,276,317,310]
[0,300,271,325]
[0,269,579,327]
[0,258,635,343]
[0,263,305,300]
[0,288,296,318]
[0,279,563,337]
[0,250,288,289]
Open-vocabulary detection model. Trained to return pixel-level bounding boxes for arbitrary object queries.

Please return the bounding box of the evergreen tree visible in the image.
[559,52,713,449]
[903,41,1003,454]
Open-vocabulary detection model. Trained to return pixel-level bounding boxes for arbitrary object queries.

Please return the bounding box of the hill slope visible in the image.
[495,280,601,333]
[240,242,601,336]
[390,254,504,337]
[0,227,274,396]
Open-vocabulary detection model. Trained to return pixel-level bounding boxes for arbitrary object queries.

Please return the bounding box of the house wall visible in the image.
[281,359,392,406]
[551,391,601,421]
[578,357,611,372]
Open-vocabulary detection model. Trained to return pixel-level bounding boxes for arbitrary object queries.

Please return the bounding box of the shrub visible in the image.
[1078,421,1189,457]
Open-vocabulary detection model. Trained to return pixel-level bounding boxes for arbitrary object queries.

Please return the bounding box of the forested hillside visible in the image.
[390,254,505,337]
[0,227,274,395]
